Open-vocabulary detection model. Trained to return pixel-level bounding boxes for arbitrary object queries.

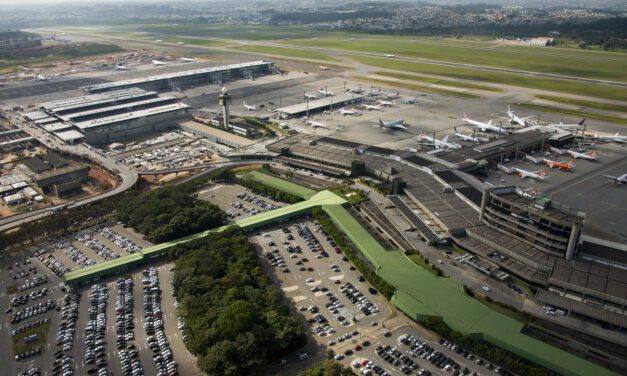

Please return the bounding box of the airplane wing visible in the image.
[394,125,408,130]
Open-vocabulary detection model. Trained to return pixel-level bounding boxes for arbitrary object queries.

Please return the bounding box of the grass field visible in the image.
[357,76,480,99]
[161,37,232,47]
[0,43,124,72]
[535,95,627,113]
[233,45,339,62]
[373,71,502,92]
[350,55,627,102]
[284,38,627,82]
[241,171,317,199]
[330,186,368,205]
[517,103,627,126]
[12,322,50,355]
[6,284,17,295]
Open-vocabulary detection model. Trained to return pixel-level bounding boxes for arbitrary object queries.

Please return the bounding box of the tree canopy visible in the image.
[171,227,307,376]
[300,360,356,376]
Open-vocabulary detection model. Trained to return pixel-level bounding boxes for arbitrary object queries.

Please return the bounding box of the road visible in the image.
[0,113,139,233]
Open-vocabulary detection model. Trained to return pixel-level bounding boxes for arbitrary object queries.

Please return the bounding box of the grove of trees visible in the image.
[171,227,307,376]
[300,360,356,376]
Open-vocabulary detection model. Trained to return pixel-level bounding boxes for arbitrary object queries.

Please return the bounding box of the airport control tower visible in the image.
[218,87,231,129]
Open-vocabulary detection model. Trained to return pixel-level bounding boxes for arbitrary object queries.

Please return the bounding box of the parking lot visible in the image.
[0,223,200,376]
[197,183,285,222]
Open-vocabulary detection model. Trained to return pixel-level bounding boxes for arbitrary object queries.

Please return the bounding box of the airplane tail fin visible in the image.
[487,119,493,126]
[463,112,469,120]
[589,151,598,157]
[378,119,385,128]
[539,170,547,177]
[578,118,586,125]
[454,127,458,133]
[442,135,449,143]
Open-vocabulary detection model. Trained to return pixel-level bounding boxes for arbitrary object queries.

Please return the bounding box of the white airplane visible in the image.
[550,118,585,130]
[304,93,317,100]
[176,41,185,45]
[376,119,407,130]
[418,131,461,150]
[384,54,397,58]
[453,128,489,143]
[463,113,507,134]
[318,88,335,97]
[604,173,627,184]
[349,87,363,94]
[514,168,548,181]
[403,96,420,104]
[35,74,47,81]
[152,60,167,66]
[243,102,257,111]
[338,108,360,116]
[114,64,127,70]
[319,65,329,70]
[363,104,383,111]
[565,149,598,160]
[503,105,532,127]
[595,132,627,144]
[376,100,395,107]
[307,120,328,129]
[180,57,197,62]
[155,39,163,42]
[384,90,400,100]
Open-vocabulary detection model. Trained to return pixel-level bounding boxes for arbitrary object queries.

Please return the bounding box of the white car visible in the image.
[481,286,490,292]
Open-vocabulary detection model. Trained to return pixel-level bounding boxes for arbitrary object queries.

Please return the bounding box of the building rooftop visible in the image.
[73,103,189,130]
[84,61,272,92]
[58,96,177,122]
[276,93,363,116]
[40,88,155,114]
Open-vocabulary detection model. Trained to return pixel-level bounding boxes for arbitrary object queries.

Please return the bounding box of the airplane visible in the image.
[418,130,461,150]
[35,74,47,81]
[376,100,394,107]
[543,158,575,172]
[363,104,383,111]
[155,39,163,42]
[176,41,185,45]
[550,118,585,130]
[243,102,257,111]
[384,54,397,58]
[114,64,127,70]
[503,105,532,127]
[318,88,335,97]
[180,57,197,62]
[304,93,317,100]
[565,149,598,160]
[453,128,489,143]
[384,90,400,100]
[463,113,507,134]
[348,87,363,94]
[594,132,627,144]
[319,65,329,70]
[514,168,548,181]
[375,119,407,130]
[338,108,360,116]
[604,173,627,184]
[306,120,328,129]
[152,60,167,66]
[0,82,6,87]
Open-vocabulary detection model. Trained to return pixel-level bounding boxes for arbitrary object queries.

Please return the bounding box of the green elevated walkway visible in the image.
[63,190,346,285]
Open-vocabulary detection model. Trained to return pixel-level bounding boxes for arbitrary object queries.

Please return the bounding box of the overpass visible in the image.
[62,190,346,285]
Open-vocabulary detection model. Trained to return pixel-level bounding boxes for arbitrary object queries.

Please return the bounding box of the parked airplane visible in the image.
[549,118,585,130]
[463,113,507,134]
[318,88,335,96]
[543,158,575,172]
[514,168,548,181]
[384,54,397,58]
[338,108,360,116]
[453,128,489,143]
[243,102,257,111]
[155,39,163,42]
[35,74,47,81]
[403,96,417,104]
[319,65,329,70]
[152,60,167,66]
[503,105,532,127]
[307,120,328,128]
[304,93,317,100]
[383,90,400,100]
[376,119,407,130]
[595,132,627,143]
[363,104,383,111]
[565,149,598,160]
[176,41,185,45]
[114,64,127,70]
[604,173,627,184]
[180,57,197,62]
[418,130,461,150]
[376,100,395,107]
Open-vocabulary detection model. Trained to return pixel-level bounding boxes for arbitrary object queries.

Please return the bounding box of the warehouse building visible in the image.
[83,61,275,93]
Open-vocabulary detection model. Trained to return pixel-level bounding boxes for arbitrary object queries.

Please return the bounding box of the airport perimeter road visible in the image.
[0,113,138,233]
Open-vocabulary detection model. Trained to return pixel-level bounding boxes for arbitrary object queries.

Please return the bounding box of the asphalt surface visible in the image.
[0,77,107,101]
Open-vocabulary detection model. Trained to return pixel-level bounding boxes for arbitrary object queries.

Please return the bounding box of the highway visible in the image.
[0,113,139,233]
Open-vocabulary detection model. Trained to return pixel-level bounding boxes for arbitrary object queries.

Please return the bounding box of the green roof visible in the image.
[241,171,317,199]
[321,204,616,376]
